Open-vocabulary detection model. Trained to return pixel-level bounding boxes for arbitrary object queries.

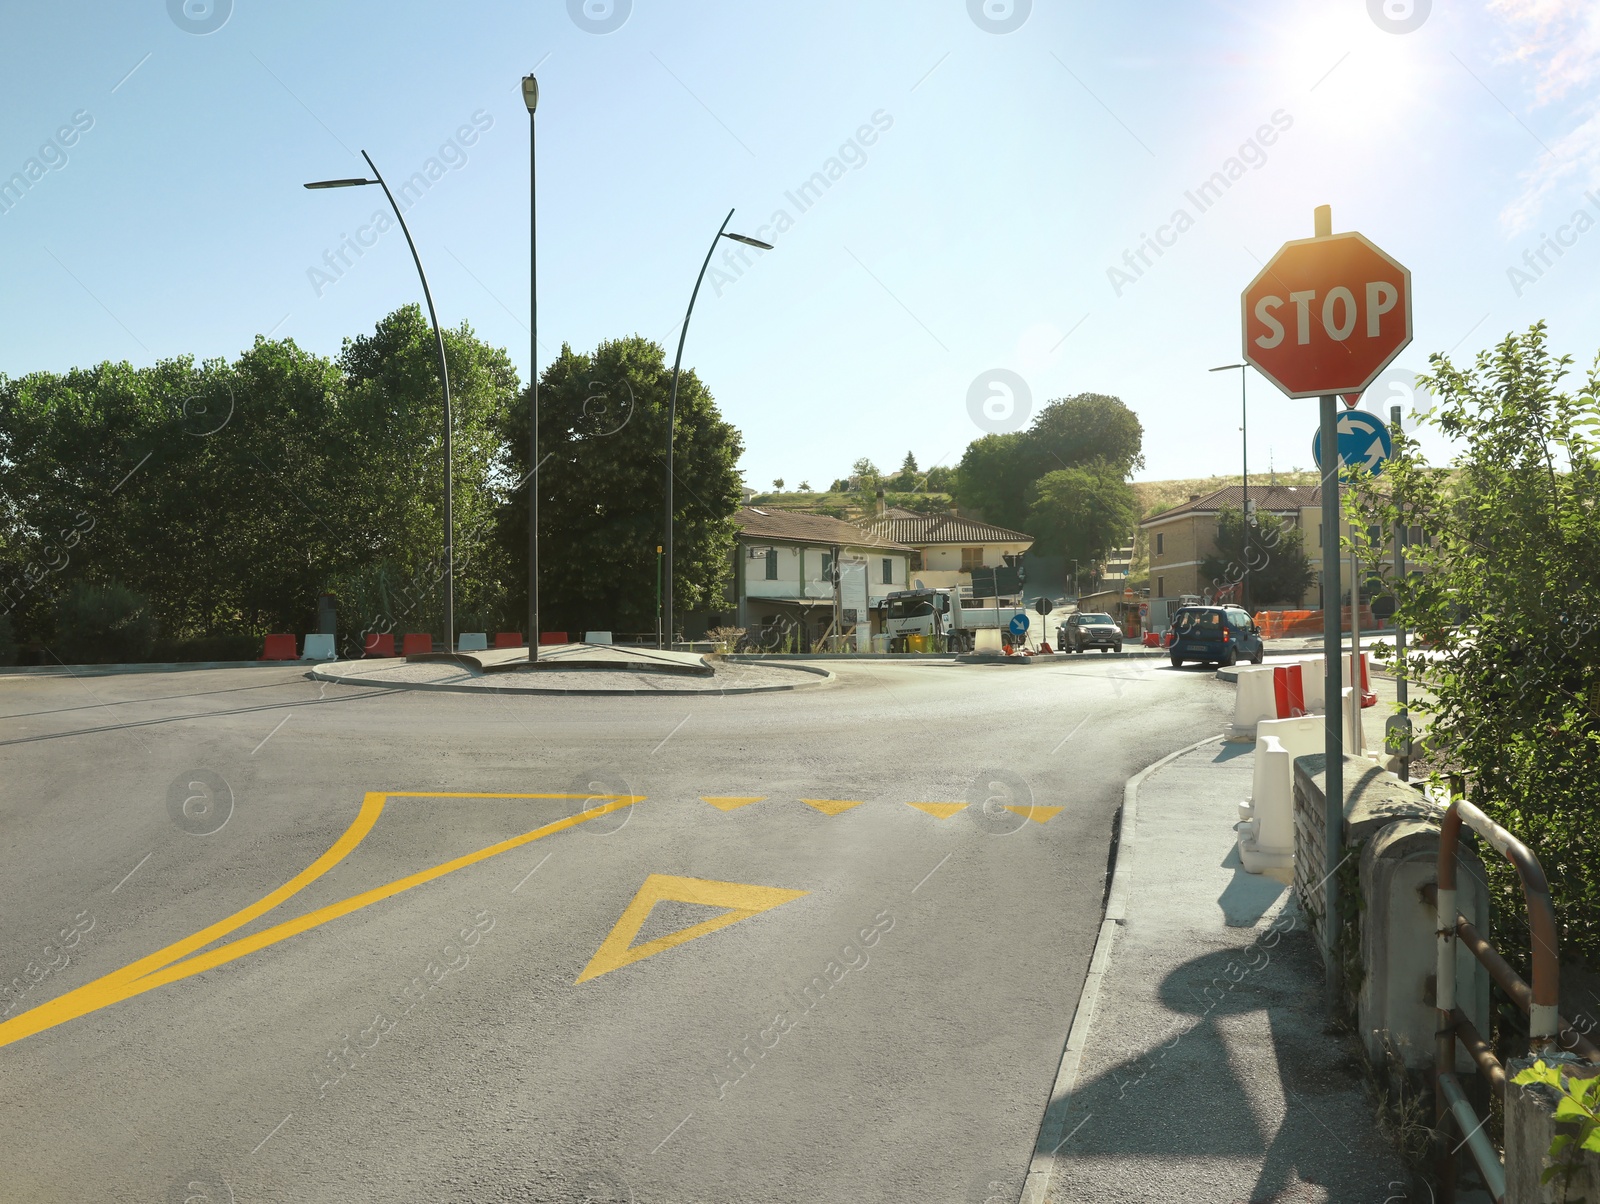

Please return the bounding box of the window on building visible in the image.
[1317,525,1323,548]
[764,548,777,580]
[882,558,893,584]
[960,547,983,572]
[1157,575,1165,597]
[821,552,833,581]
[1155,532,1164,555]
[909,550,923,573]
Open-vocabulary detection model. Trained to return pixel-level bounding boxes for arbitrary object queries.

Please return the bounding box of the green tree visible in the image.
[888,450,920,492]
[1199,506,1315,606]
[493,335,743,636]
[952,394,1144,531]
[772,478,784,490]
[952,433,1031,529]
[0,305,517,651]
[1027,462,1137,571]
[1351,322,1600,966]
[1026,393,1145,479]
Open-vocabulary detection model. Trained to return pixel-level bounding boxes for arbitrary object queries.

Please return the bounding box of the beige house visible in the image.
[731,507,913,650]
[1140,483,1397,623]
[862,508,1034,598]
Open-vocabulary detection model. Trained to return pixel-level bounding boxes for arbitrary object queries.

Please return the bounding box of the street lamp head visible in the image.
[722,232,774,250]
[304,178,375,189]
[522,74,539,113]
[1209,363,1246,372]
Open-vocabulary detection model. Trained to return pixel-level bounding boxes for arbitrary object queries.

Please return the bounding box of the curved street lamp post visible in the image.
[661,209,773,649]
[523,74,539,661]
[306,152,456,652]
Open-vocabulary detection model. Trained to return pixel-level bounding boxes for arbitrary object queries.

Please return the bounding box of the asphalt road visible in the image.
[0,655,1232,1203]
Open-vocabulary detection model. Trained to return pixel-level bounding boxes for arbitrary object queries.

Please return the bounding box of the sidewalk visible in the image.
[1024,740,1411,1204]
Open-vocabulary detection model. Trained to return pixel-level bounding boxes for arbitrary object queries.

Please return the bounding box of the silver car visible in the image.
[1059,611,1123,654]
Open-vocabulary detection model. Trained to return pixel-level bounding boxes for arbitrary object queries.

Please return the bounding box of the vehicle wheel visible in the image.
[1170,655,1183,667]
[1115,644,1123,654]
[1100,646,1111,654]
[1251,648,1264,665]
[1222,647,1238,667]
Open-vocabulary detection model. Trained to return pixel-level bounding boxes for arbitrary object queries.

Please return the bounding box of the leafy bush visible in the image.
[0,612,16,665]
[1352,323,1600,967]
[53,580,159,664]
[149,634,261,662]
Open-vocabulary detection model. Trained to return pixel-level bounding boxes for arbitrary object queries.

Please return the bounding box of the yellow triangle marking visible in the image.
[799,798,866,817]
[1003,805,1064,824]
[905,802,966,820]
[701,796,766,812]
[576,874,807,984]
[0,791,640,1051]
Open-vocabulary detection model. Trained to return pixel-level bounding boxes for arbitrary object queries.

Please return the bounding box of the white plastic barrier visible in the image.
[301,633,336,661]
[1229,662,1312,738]
[584,631,614,645]
[458,632,488,651]
[1298,655,1325,712]
[1237,694,1360,875]
[1291,653,1373,709]
[974,628,1003,653]
[1230,665,1281,737]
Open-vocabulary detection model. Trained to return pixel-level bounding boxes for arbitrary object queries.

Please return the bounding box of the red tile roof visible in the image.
[734,507,913,551]
[861,511,1034,546]
[1141,483,1322,525]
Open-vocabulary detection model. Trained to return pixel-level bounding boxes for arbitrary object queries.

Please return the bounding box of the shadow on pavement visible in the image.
[1037,930,1399,1203]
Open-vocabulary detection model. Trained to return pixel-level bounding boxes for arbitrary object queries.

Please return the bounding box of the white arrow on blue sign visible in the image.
[1312,409,1393,476]
[1008,613,1030,637]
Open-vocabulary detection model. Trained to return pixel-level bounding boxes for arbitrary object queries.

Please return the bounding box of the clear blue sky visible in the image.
[4,0,1597,488]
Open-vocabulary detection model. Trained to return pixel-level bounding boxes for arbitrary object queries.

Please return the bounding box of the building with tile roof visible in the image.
[1139,482,1398,625]
[860,507,1034,596]
[730,507,914,650]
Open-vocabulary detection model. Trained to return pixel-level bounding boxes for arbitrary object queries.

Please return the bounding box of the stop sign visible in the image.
[1241,232,1412,399]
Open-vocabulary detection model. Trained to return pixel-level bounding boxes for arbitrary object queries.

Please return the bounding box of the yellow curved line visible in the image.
[0,792,641,1050]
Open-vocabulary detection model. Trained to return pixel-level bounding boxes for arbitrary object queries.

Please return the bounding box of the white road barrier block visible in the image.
[1237,708,1357,875]
[1229,664,1281,738]
[585,631,614,645]
[301,633,336,661]
[458,632,488,652]
[1298,655,1326,711]
[974,628,1003,653]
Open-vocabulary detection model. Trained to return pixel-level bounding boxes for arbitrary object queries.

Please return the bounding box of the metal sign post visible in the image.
[1350,537,1362,758]
[1319,387,1344,990]
[1390,403,1410,779]
[1241,203,1411,1002]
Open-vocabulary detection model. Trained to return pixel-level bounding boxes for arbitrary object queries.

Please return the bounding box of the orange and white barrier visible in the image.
[1229,662,1311,738]
[1237,701,1358,875]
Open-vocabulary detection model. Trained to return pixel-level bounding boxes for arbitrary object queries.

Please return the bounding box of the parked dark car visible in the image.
[1059,611,1123,654]
[1169,605,1263,667]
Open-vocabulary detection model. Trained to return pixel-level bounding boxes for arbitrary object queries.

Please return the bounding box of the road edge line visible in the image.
[1017,731,1225,1204]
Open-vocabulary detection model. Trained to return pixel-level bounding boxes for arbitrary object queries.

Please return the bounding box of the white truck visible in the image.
[882,587,1032,652]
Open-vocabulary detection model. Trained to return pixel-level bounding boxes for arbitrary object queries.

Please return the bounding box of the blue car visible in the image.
[1169,605,1264,667]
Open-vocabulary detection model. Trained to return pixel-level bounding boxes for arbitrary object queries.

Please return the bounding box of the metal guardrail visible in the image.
[1429,773,1600,1203]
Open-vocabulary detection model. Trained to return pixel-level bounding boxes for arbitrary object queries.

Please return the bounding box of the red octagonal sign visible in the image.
[1241,231,1412,399]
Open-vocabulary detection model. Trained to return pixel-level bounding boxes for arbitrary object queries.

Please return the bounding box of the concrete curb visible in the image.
[1019,732,1225,1204]
[304,661,834,696]
[0,659,298,678]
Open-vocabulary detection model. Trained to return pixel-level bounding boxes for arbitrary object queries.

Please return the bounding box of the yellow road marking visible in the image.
[1003,805,1064,824]
[700,796,766,811]
[904,802,966,820]
[576,874,807,984]
[798,798,866,817]
[0,792,639,1050]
